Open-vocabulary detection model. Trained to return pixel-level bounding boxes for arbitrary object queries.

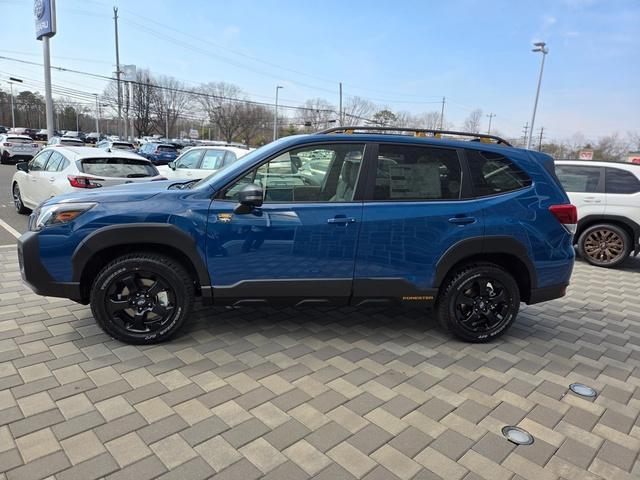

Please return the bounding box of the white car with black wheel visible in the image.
[158,145,248,181]
[555,160,640,267]
[0,134,40,164]
[12,146,166,214]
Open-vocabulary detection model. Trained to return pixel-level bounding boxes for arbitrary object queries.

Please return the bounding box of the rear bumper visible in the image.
[527,283,568,305]
[17,231,83,302]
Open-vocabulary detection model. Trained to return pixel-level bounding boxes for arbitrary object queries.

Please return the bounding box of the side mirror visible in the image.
[168,161,176,170]
[234,183,263,214]
[16,162,29,172]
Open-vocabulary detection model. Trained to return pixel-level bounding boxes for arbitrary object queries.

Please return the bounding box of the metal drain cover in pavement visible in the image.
[569,383,598,398]
[501,426,534,445]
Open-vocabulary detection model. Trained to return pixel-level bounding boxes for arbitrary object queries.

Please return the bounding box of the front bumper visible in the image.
[18,231,83,302]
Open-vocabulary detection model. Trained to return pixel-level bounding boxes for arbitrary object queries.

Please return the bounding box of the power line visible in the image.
[0,55,337,113]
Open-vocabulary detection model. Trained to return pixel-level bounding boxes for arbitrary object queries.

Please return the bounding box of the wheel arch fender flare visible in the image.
[432,236,537,289]
[71,223,211,286]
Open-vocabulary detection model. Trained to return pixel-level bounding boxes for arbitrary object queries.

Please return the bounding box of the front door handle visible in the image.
[448,216,477,225]
[327,216,357,225]
[49,177,55,182]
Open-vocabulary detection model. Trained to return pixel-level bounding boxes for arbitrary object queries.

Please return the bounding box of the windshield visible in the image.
[158,146,176,153]
[112,143,135,150]
[61,139,84,145]
[6,136,32,143]
[81,158,158,177]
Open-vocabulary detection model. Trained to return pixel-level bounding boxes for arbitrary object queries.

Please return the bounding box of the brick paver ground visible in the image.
[1,243,639,479]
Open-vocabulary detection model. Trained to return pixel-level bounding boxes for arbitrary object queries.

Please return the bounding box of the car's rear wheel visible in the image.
[12,183,29,214]
[437,263,520,342]
[578,224,630,268]
[90,253,194,344]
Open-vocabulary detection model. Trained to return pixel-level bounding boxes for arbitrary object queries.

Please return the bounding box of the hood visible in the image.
[43,180,178,206]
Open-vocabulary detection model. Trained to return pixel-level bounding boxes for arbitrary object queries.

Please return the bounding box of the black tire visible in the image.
[578,224,630,268]
[437,263,520,343]
[12,183,29,214]
[90,252,194,344]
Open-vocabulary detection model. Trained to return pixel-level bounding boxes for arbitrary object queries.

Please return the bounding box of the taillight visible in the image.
[3,142,12,147]
[67,175,103,189]
[549,204,577,234]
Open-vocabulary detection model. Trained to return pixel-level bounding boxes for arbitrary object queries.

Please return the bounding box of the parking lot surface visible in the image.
[1,241,639,479]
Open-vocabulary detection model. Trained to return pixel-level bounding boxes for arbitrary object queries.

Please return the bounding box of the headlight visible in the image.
[31,202,97,231]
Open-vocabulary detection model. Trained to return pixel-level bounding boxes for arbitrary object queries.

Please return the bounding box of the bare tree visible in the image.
[237,104,271,145]
[300,98,335,132]
[342,96,376,124]
[152,76,193,138]
[197,82,246,142]
[131,70,156,136]
[463,109,483,133]
[415,111,442,130]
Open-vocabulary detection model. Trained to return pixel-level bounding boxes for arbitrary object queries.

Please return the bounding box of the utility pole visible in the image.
[273,85,283,141]
[439,97,446,130]
[94,94,100,136]
[113,7,123,139]
[486,113,496,134]
[338,82,343,126]
[165,108,169,139]
[75,107,79,131]
[537,127,545,151]
[521,122,529,147]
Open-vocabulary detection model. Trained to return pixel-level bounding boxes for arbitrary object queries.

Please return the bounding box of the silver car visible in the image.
[0,134,40,164]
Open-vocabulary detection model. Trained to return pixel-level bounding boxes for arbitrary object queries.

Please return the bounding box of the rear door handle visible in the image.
[327,216,357,225]
[583,197,602,204]
[448,216,477,225]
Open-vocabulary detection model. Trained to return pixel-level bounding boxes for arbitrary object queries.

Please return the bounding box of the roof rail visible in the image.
[317,125,512,146]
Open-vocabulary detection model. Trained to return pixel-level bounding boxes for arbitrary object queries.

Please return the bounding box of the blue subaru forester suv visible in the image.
[16,127,576,344]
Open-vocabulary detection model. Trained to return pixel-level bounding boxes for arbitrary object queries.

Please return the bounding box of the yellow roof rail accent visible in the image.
[414,131,426,137]
[434,133,442,138]
[344,129,354,134]
[480,137,491,143]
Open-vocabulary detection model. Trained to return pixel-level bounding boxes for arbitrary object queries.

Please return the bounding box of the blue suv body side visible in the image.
[18,133,574,312]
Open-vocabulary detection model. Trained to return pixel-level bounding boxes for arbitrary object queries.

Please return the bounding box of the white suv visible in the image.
[556,160,640,267]
[0,134,40,164]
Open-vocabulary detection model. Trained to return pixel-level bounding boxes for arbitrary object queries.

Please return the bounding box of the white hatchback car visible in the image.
[12,147,165,214]
[158,145,249,181]
[0,134,40,164]
[555,160,640,267]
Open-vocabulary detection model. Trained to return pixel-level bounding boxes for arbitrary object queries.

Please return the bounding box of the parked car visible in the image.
[16,127,576,345]
[158,146,248,180]
[0,126,8,134]
[12,146,165,214]
[9,127,37,139]
[0,134,40,164]
[85,132,105,144]
[555,160,639,267]
[35,129,49,141]
[63,131,86,141]
[138,142,179,165]
[48,136,85,147]
[96,140,136,152]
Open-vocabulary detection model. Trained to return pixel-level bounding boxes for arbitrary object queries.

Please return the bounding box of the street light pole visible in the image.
[8,77,22,129]
[486,113,496,134]
[527,42,548,150]
[94,94,100,136]
[273,85,283,141]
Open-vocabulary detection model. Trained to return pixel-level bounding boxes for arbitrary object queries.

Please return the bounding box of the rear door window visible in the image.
[555,165,602,193]
[466,150,532,196]
[80,158,157,177]
[201,149,227,170]
[372,144,462,200]
[605,167,640,194]
[45,152,65,171]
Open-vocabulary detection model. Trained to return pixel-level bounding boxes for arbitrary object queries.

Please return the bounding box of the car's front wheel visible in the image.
[437,263,520,342]
[12,183,29,214]
[90,252,194,344]
[578,224,630,268]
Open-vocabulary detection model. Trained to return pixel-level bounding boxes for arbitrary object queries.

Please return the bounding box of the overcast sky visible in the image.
[1,0,638,139]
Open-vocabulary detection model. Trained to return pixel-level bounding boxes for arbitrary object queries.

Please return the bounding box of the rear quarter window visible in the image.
[81,158,157,177]
[555,165,601,193]
[466,150,532,196]
[605,167,640,194]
